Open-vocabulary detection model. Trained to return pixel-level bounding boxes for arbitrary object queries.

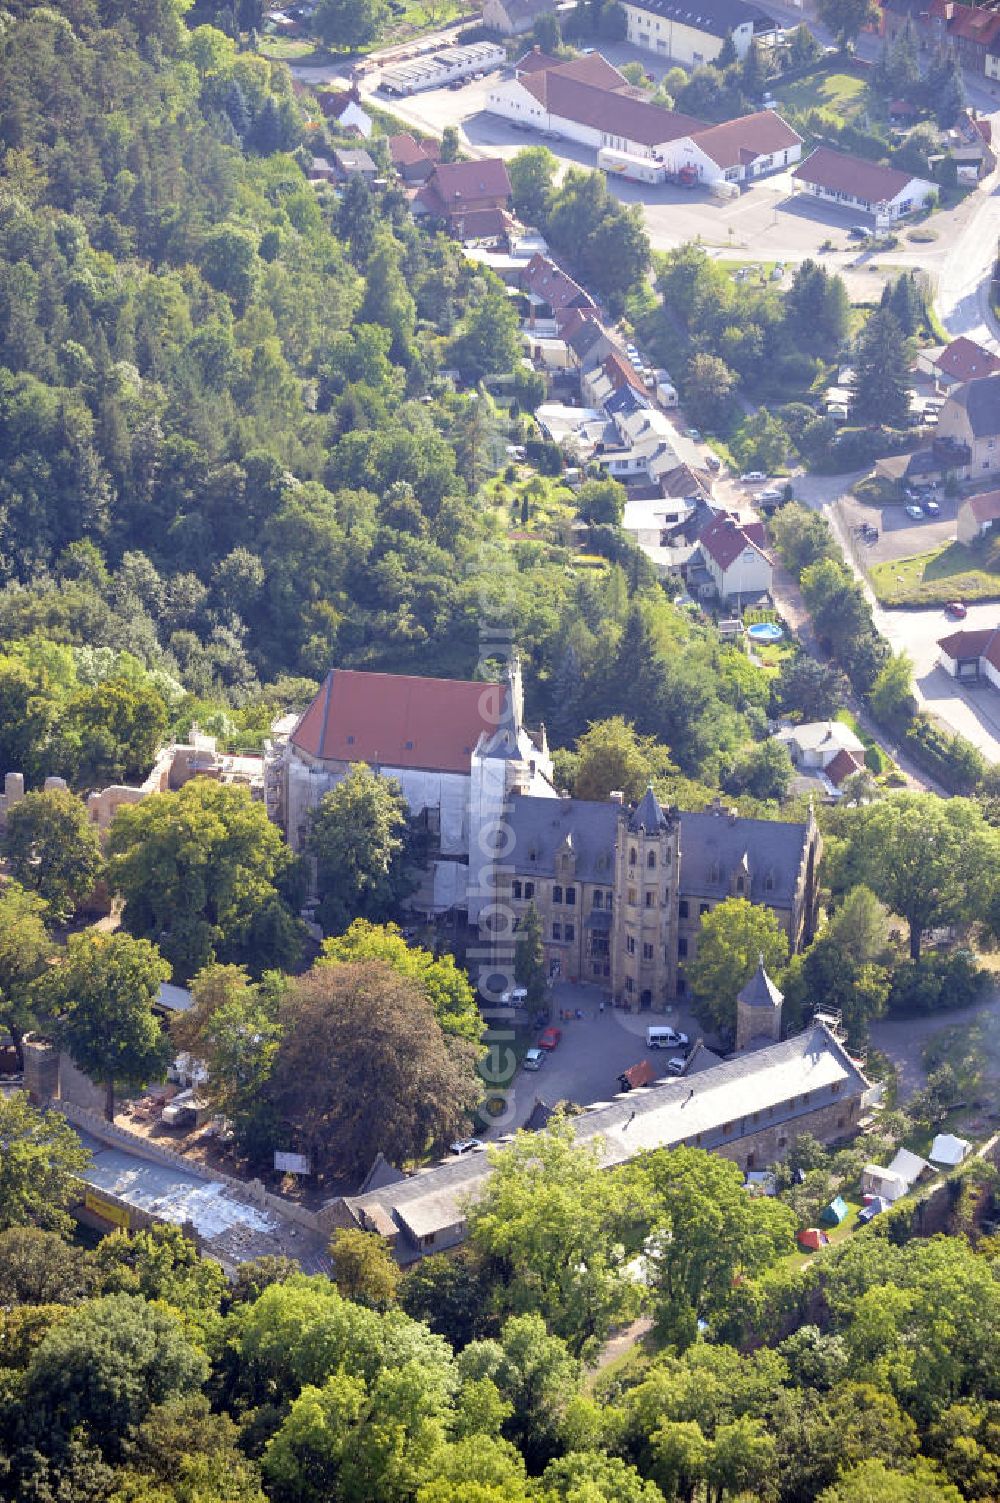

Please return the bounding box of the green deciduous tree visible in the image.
[170,964,282,1158]
[626,1147,796,1346]
[42,931,171,1121]
[0,882,52,1067]
[312,0,389,49]
[830,792,1000,958]
[451,277,523,382]
[321,921,481,1043]
[107,779,304,981]
[0,1093,91,1235]
[688,896,789,1039]
[571,717,676,803]
[768,502,838,579]
[308,766,412,938]
[869,651,914,726]
[816,0,877,47]
[467,1117,642,1354]
[508,146,557,226]
[22,1293,208,1460]
[576,477,626,526]
[4,787,103,922]
[328,1227,401,1310]
[684,352,737,431]
[267,961,480,1178]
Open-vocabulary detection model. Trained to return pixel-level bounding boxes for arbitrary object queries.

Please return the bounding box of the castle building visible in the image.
[493,786,820,1007]
[264,662,556,919]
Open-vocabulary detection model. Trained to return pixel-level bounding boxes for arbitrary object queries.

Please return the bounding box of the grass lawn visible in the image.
[259,37,329,61]
[869,540,1000,605]
[770,66,870,130]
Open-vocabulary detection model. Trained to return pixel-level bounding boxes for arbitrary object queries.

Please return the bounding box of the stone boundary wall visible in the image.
[54,1100,326,1236]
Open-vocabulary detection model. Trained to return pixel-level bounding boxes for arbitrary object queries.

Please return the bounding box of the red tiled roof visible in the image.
[514,46,563,75]
[700,515,769,571]
[826,747,865,787]
[318,87,364,119]
[793,146,925,204]
[937,626,999,661]
[936,336,1000,384]
[431,157,512,207]
[290,669,505,772]
[603,350,646,394]
[689,109,802,169]
[965,488,1000,522]
[454,206,511,240]
[942,2,1000,43]
[389,132,433,166]
[546,52,631,89]
[522,253,595,313]
[522,71,705,148]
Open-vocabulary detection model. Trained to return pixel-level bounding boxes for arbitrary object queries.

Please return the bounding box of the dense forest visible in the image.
[0,0,798,800]
[3,1097,1000,1503]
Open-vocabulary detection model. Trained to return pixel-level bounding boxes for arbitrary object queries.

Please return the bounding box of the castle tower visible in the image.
[611,785,681,1011]
[469,659,555,927]
[735,955,784,1052]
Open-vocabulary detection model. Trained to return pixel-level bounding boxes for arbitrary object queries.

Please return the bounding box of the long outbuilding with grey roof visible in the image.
[330,1024,868,1262]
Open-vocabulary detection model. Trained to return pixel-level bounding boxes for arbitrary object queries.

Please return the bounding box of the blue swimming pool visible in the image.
[747,622,784,644]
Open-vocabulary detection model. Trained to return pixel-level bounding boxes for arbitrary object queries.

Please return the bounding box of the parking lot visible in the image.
[360,67,899,261]
[837,489,959,566]
[479,979,706,1135]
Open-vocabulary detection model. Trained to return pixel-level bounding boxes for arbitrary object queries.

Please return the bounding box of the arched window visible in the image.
[647,849,656,869]
[512,880,522,899]
[629,847,637,866]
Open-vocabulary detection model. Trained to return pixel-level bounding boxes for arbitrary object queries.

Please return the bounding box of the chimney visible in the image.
[609,789,624,804]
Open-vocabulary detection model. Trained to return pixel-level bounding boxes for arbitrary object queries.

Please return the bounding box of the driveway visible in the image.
[480,980,704,1135]
[869,988,1000,1103]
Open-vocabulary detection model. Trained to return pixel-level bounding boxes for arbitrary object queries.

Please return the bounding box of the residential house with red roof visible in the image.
[697,515,773,601]
[388,133,437,184]
[932,336,1000,390]
[957,488,1000,544]
[268,662,555,919]
[937,626,1000,688]
[792,146,934,224]
[413,158,513,240]
[317,85,372,138]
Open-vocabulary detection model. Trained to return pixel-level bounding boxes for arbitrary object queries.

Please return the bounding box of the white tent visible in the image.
[929,1132,971,1168]
[861,1164,908,1203]
[888,1147,930,1188]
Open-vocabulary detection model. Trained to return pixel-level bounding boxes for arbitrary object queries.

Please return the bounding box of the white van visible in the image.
[646,1026,688,1049]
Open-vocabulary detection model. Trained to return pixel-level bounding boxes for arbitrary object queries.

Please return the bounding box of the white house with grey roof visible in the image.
[330,1022,868,1261]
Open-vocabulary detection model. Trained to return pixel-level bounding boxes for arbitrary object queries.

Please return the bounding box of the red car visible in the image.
[945,601,968,619]
[538,1026,562,1050]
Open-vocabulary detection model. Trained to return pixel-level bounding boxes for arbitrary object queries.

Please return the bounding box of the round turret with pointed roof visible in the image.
[629,783,670,834]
